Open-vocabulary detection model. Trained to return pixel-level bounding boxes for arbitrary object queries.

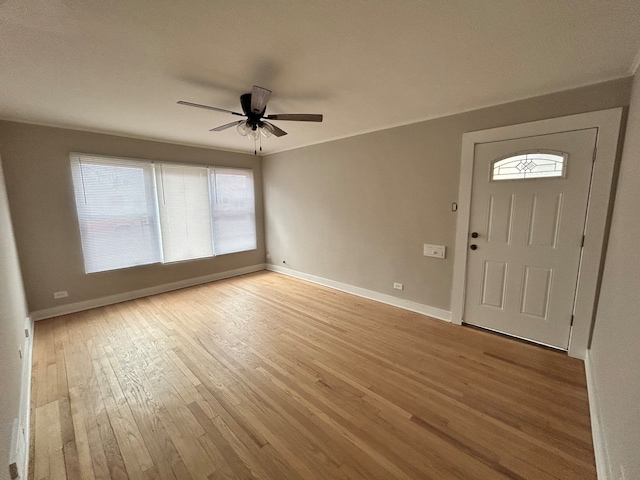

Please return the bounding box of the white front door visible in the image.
[464,128,597,349]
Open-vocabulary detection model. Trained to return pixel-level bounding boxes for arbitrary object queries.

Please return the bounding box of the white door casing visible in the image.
[451,108,623,359]
[464,129,597,349]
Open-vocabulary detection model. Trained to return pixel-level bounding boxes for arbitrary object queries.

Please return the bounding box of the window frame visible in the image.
[70,152,258,273]
[210,167,257,256]
[70,154,163,274]
[154,162,216,264]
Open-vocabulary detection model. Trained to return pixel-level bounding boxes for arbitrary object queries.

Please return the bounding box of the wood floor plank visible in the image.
[30,271,597,479]
[67,387,97,480]
[34,400,67,480]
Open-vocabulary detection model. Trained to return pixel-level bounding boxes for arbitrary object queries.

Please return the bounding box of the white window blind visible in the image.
[210,169,257,255]
[71,156,257,273]
[155,164,214,263]
[70,155,162,273]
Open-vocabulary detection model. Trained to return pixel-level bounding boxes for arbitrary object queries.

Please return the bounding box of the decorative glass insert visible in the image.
[491,151,567,181]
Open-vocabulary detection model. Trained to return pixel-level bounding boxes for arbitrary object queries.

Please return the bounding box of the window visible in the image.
[156,164,214,263]
[491,151,567,181]
[70,154,257,273]
[70,156,162,273]
[211,169,257,255]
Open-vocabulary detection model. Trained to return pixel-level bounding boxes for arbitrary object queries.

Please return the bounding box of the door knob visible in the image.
[470,244,478,250]
[471,232,479,238]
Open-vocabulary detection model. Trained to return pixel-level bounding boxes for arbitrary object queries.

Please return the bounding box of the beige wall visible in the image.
[263,78,632,311]
[589,72,640,478]
[0,157,29,480]
[0,122,264,312]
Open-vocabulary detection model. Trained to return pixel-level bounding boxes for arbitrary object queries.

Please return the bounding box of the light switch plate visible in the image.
[424,244,446,259]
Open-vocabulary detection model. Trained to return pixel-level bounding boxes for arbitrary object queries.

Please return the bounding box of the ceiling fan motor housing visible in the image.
[240,93,265,126]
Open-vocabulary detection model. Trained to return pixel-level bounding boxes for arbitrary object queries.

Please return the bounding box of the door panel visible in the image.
[527,193,562,248]
[464,128,597,349]
[520,265,552,319]
[480,261,507,308]
[486,194,514,245]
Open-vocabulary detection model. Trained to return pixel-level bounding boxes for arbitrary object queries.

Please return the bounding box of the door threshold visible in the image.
[463,323,568,353]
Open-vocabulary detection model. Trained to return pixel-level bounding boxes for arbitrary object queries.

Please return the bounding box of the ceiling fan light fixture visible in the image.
[237,120,249,136]
[260,122,274,138]
[247,126,260,141]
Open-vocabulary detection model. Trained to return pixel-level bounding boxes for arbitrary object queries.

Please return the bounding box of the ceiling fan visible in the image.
[178,85,323,154]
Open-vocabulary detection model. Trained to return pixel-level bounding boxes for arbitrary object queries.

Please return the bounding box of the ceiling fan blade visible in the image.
[178,100,243,116]
[265,114,323,122]
[209,120,243,132]
[263,121,287,137]
[251,86,271,114]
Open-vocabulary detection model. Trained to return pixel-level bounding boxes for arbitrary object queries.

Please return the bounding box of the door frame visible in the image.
[450,108,623,359]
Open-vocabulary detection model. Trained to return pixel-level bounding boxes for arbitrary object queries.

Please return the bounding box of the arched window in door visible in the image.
[491,151,567,181]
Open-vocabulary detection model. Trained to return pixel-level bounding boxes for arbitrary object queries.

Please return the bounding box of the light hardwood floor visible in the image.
[30,271,596,479]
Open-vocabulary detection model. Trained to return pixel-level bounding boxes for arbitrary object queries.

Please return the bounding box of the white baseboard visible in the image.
[10,316,33,479]
[30,264,266,321]
[585,351,611,480]
[266,264,451,322]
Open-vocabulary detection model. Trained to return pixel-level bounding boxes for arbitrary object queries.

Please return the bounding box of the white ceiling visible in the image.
[1,1,640,156]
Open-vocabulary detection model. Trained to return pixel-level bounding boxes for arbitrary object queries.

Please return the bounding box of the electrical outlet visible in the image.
[53,291,68,299]
[393,282,403,290]
[424,244,446,259]
[266,253,271,259]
